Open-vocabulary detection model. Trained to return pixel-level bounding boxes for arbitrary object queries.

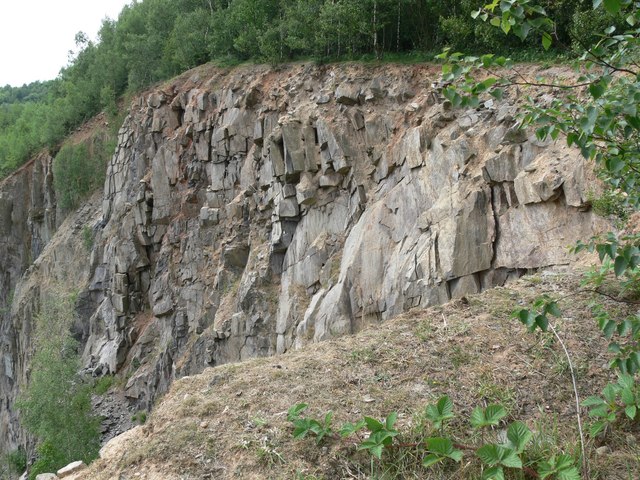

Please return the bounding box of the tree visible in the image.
[438,0,640,475]
[17,291,100,479]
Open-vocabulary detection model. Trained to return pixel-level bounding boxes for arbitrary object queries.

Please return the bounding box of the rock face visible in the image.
[0,64,606,453]
[0,153,60,453]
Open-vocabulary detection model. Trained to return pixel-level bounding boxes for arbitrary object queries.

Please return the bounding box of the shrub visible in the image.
[16,290,100,479]
[53,134,112,211]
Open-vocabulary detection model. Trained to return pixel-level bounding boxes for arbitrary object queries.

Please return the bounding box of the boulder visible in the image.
[57,461,87,478]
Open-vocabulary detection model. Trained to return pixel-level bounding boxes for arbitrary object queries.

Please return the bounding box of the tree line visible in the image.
[0,0,618,178]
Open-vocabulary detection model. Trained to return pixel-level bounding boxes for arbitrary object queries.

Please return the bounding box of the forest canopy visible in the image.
[0,0,614,178]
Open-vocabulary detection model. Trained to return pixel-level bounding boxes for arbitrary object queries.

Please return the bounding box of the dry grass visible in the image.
[72,269,640,480]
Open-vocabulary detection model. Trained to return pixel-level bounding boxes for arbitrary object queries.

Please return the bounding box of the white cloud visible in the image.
[0,0,131,87]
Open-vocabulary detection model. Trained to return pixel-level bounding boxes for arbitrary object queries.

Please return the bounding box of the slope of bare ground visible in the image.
[63,262,640,480]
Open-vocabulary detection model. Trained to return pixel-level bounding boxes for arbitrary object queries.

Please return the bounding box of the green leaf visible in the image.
[539,455,580,480]
[541,32,552,50]
[369,444,384,459]
[364,416,384,432]
[546,302,562,317]
[477,444,502,466]
[557,468,581,480]
[385,411,398,430]
[535,314,549,332]
[581,395,605,407]
[506,421,532,453]
[614,256,628,276]
[501,12,512,34]
[589,420,607,436]
[482,465,505,480]
[426,396,454,429]
[422,453,443,467]
[603,0,622,15]
[340,419,366,437]
[621,387,634,405]
[624,405,637,419]
[479,404,506,428]
[618,373,634,390]
[490,88,504,100]
[490,16,501,27]
[602,383,619,402]
[477,444,521,470]
[287,403,308,421]
[602,319,616,339]
[500,448,522,468]
[425,436,463,463]
[589,82,606,99]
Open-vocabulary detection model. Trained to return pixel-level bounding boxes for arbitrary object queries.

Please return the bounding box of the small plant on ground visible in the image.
[131,411,148,425]
[82,225,94,252]
[93,375,114,395]
[288,396,580,479]
[287,404,333,444]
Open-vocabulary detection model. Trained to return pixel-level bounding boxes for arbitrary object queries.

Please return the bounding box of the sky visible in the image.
[0,0,132,87]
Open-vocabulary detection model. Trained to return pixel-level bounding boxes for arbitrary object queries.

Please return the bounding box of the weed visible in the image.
[131,411,147,425]
[288,397,581,479]
[450,345,473,368]
[82,225,94,252]
[93,375,114,395]
[256,437,285,467]
[349,347,376,364]
[2,448,27,475]
[414,320,434,341]
[588,188,631,228]
[131,357,141,370]
[476,376,517,413]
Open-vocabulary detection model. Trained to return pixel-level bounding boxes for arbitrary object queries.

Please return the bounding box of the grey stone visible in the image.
[278,197,300,218]
[319,172,343,188]
[57,461,87,478]
[223,243,250,268]
[335,84,361,105]
[153,298,174,317]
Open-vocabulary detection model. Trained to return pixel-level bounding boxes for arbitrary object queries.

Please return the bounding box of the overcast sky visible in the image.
[0,0,132,87]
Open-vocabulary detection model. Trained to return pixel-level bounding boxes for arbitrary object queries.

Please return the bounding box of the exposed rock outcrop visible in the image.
[0,64,606,454]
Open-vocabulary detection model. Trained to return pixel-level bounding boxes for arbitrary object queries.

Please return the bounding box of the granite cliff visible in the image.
[0,63,606,454]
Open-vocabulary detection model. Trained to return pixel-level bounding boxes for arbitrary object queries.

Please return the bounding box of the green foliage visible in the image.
[287,404,333,444]
[93,374,114,395]
[131,411,148,425]
[0,0,609,179]
[356,412,399,459]
[1,448,27,476]
[514,296,562,333]
[289,398,580,479]
[16,291,100,479]
[581,373,640,436]
[470,404,507,429]
[591,303,640,374]
[422,437,462,467]
[589,188,631,227]
[424,395,454,430]
[537,454,581,480]
[574,233,640,298]
[53,135,111,211]
[82,225,94,252]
